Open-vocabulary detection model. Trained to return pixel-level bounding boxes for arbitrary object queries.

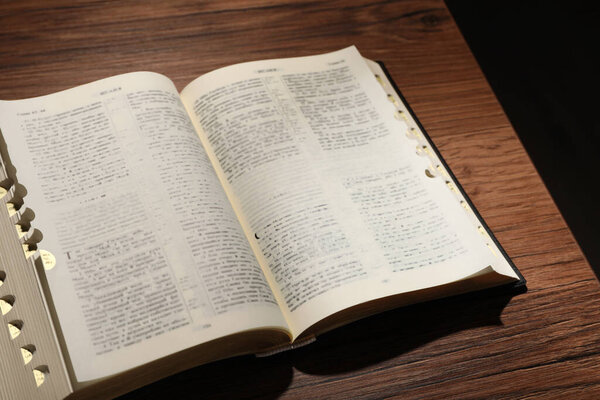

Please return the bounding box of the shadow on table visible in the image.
[446,0,600,277]
[119,288,520,399]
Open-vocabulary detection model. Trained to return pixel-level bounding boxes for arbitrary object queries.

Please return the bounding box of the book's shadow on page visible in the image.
[119,290,518,400]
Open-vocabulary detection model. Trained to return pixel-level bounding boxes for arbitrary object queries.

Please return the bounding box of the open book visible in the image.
[0,47,524,399]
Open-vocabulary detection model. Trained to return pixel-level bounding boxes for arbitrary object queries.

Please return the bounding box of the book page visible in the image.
[181,47,518,338]
[0,72,287,381]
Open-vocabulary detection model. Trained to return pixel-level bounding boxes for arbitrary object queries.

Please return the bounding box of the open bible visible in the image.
[0,47,524,399]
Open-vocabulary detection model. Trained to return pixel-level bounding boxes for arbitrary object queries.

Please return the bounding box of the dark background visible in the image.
[446,1,600,277]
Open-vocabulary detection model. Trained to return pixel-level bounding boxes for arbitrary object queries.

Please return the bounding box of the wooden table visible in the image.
[2,1,599,398]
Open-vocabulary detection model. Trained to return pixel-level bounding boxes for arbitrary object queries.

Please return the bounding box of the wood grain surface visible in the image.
[1,1,599,398]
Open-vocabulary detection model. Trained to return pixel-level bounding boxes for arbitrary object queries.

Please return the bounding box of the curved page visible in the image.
[181,47,517,338]
[0,72,286,381]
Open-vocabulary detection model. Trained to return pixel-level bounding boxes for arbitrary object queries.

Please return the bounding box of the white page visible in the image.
[181,47,516,337]
[0,72,286,381]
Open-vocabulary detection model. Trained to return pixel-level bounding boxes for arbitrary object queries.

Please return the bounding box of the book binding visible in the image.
[0,153,72,400]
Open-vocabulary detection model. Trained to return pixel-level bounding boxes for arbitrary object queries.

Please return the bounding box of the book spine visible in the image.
[254,334,316,357]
